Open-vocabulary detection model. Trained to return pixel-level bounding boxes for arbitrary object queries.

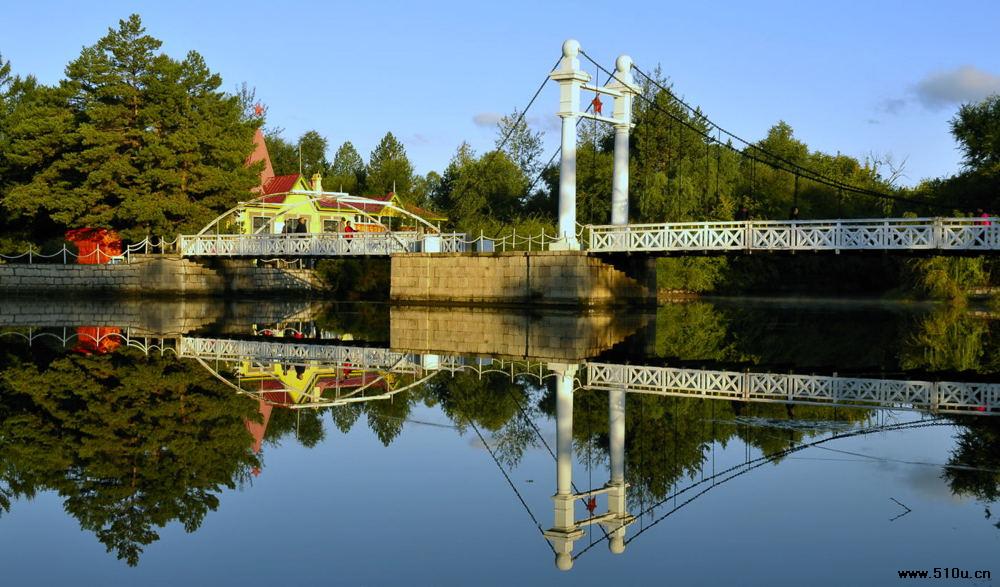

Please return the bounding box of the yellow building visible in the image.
[238,173,446,234]
[240,130,446,234]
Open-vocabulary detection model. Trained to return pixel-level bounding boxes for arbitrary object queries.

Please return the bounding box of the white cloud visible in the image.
[914,65,1000,109]
[472,112,502,128]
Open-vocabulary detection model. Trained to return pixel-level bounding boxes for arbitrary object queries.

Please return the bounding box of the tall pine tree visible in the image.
[366,132,413,196]
[2,15,259,240]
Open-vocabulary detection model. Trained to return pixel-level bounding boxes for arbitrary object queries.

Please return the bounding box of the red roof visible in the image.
[260,174,301,202]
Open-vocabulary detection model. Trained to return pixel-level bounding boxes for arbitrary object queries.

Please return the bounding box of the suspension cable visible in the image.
[576,50,949,211]
[495,56,563,155]
[628,62,890,199]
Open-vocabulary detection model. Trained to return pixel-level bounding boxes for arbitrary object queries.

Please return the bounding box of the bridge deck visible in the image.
[177,218,999,257]
[588,217,999,254]
[178,232,468,257]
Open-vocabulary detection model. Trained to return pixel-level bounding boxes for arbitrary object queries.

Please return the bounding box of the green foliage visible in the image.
[328,140,366,193]
[900,305,996,372]
[495,109,544,178]
[366,132,413,196]
[905,257,990,302]
[2,15,259,240]
[656,257,728,292]
[315,259,390,300]
[297,130,329,177]
[952,94,1000,173]
[264,129,298,176]
[654,301,739,361]
[409,171,440,208]
[0,346,258,566]
[450,151,526,225]
[944,418,1000,502]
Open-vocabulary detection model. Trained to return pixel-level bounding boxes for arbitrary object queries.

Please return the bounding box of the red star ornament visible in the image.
[590,95,603,115]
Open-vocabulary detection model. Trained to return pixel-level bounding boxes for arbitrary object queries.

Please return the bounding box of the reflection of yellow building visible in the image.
[236,361,393,406]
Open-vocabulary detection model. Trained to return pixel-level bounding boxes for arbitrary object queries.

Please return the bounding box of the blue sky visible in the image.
[4,0,1000,185]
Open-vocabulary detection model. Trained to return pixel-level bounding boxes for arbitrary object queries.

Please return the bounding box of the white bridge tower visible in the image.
[548,40,637,250]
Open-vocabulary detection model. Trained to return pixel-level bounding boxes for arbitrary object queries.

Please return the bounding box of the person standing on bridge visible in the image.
[789,207,800,221]
[976,209,992,226]
[735,205,750,221]
[344,220,356,239]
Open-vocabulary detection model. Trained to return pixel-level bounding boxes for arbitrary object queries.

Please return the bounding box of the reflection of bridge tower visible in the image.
[543,363,635,571]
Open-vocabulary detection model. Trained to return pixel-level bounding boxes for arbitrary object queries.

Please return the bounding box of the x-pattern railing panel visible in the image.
[178,337,420,372]
[586,363,998,414]
[588,218,999,254]
[179,232,452,257]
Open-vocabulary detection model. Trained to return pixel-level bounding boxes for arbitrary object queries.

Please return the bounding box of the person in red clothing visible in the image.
[343,220,356,239]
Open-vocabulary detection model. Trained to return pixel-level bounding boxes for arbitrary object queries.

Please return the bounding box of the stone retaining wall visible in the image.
[0,256,323,296]
[390,251,656,306]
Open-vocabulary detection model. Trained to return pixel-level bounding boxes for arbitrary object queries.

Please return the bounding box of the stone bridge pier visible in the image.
[389,251,656,306]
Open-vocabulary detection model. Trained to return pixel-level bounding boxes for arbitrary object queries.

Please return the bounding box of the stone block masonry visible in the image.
[389,305,648,361]
[0,256,324,296]
[390,251,656,306]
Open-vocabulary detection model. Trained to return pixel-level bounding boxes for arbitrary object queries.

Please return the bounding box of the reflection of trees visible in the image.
[428,372,538,468]
[0,345,258,566]
[901,306,998,373]
[654,302,741,362]
[944,417,1000,503]
[313,302,390,342]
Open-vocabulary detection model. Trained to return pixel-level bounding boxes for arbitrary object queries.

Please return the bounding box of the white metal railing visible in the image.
[177,336,421,372]
[0,237,179,265]
[176,230,574,256]
[587,217,1000,253]
[177,232,464,257]
[586,363,1000,415]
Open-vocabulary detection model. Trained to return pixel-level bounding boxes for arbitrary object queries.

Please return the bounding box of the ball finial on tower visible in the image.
[615,54,633,74]
[556,552,574,571]
[610,535,626,554]
[562,39,581,58]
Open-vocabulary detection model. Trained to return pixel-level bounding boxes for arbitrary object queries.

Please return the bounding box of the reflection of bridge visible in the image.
[587,363,999,415]
[178,336,999,415]
[5,330,997,415]
[4,327,997,571]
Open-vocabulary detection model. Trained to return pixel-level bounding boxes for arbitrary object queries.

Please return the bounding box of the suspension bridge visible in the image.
[3,40,994,303]
[167,39,996,262]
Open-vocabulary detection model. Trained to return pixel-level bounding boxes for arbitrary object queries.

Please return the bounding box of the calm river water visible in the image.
[0,298,997,586]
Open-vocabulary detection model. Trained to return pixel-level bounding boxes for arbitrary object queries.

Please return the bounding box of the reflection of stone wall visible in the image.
[0,298,224,335]
[0,257,322,296]
[0,299,329,337]
[390,306,647,361]
[390,251,656,306]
